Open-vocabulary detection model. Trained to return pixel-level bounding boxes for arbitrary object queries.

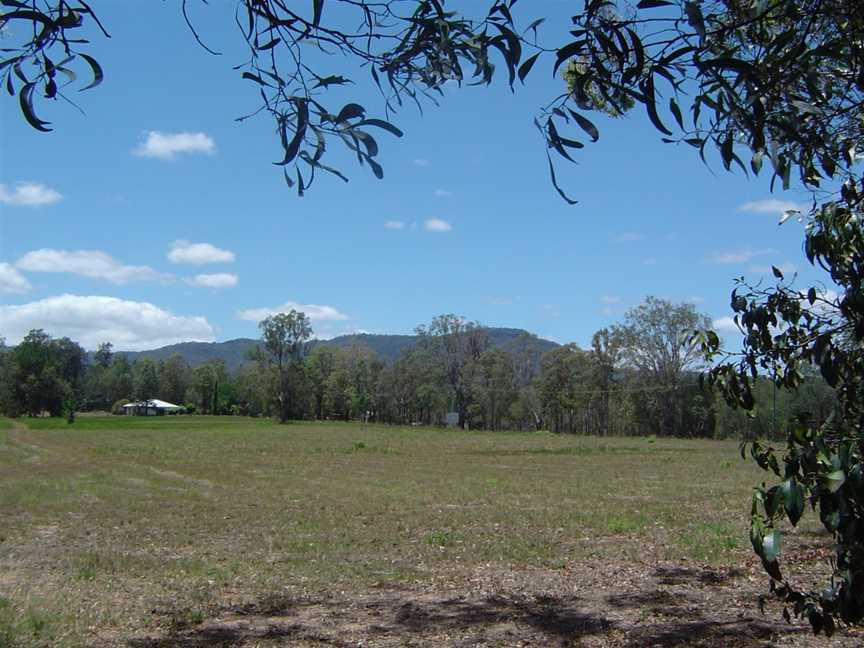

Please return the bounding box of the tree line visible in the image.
[0,296,835,439]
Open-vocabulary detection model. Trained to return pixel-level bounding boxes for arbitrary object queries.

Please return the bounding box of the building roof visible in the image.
[122,399,185,411]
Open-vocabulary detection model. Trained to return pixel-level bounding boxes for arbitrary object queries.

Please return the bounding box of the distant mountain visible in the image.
[112,328,560,371]
[116,339,259,372]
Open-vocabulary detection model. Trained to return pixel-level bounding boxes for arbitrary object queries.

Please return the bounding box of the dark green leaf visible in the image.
[242,72,269,86]
[312,0,324,28]
[762,528,781,563]
[569,110,599,142]
[685,1,706,39]
[643,74,672,136]
[335,103,365,124]
[524,17,545,36]
[355,119,403,137]
[751,150,763,175]
[0,9,54,28]
[721,133,734,170]
[545,151,578,205]
[554,39,586,77]
[637,0,674,7]
[353,130,379,157]
[18,83,51,132]
[669,97,683,129]
[275,99,308,166]
[77,53,103,91]
[518,52,540,83]
[780,479,805,526]
[772,266,784,279]
[366,156,383,179]
[257,38,281,51]
[824,470,845,493]
[313,75,352,88]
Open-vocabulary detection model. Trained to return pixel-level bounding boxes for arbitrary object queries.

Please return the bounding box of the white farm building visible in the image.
[122,399,186,416]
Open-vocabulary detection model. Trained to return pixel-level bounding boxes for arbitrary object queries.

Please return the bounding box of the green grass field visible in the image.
[0,416,846,647]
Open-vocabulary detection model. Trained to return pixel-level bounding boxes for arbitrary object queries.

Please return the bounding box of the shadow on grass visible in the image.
[123,577,826,648]
[127,593,611,647]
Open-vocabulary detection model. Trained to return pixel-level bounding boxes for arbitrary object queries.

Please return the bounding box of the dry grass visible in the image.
[0,416,851,647]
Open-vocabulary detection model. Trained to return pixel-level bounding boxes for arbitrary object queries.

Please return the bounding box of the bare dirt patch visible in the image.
[118,559,861,647]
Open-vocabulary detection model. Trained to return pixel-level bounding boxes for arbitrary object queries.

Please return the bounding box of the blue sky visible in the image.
[0,2,823,351]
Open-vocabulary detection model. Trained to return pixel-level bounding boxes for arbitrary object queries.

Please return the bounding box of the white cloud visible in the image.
[600,295,621,304]
[686,296,705,304]
[413,158,430,167]
[133,131,216,160]
[749,262,797,276]
[16,249,171,284]
[424,218,452,232]
[434,189,453,198]
[0,295,214,351]
[487,296,514,306]
[0,263,31,293]
[384,220,405,230]
[613,231,643,242]
[712,316,739,334]
[738,199,802,216]
[168,240,235,265]
[0,182,62,207]
[185,273,238,289]
[707,248,778,264]
[237,301,349,323]
[542,304,560,318]
[643,257,658,266]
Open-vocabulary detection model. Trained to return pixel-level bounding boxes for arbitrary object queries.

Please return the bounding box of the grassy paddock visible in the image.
[1,416,769,646]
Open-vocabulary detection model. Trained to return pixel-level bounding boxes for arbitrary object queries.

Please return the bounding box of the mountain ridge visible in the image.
[111,328,560,371]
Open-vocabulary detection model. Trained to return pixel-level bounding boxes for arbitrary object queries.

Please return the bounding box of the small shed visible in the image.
[122,399,186,416]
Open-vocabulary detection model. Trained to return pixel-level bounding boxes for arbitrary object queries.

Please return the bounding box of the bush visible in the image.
[111,399,129,415]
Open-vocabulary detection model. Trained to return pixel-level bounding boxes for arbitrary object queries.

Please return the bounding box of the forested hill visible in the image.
[114,328,560,371]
